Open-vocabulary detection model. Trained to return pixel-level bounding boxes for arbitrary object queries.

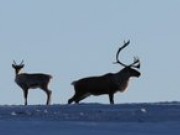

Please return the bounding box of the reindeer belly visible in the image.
[90,89,109,95]
[78,84,110,96]
[27,83,39,89]
[74,76,114,96]
[16,78,41,89]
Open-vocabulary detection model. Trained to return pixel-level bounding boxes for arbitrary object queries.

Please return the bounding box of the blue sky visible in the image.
[0,0,180,105]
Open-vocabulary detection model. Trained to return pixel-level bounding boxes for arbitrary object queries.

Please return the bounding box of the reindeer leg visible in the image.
[68,92,88,104]
[23,89,28,106]
[41,84,52,105]
[45,90,52,105]
[109,93,114,104]
[75,93,90,104]
[48,90,52,105]
[68,95,77,104]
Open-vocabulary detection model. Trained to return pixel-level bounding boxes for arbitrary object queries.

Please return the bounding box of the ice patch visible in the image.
[140,108,147,113]
[11,111,17,116]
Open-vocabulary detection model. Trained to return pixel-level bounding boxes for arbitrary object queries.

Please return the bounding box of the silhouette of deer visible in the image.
[12,60,52,105]
[68,40,141,104]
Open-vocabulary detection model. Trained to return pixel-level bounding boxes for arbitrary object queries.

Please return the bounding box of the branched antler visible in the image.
[114,40,140,69]
[114,40,130,67]
[130,57,140,69]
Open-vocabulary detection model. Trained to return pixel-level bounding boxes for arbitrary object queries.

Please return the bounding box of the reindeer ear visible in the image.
[21,64,25,68]
[12,64,15,68]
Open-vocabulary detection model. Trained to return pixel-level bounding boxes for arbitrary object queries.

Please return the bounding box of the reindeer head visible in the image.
[114,40,141,78]
[12,60,24,75]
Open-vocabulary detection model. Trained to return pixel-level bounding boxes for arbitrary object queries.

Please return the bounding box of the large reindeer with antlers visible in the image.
[12,60,52,105]
[68,40,141,104]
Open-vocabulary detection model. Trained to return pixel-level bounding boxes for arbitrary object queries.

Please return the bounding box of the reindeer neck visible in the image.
[116,70,131,81]
[112,70,131,92]
[15,69,24,75]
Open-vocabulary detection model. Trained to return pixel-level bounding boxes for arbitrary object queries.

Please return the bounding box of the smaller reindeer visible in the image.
[12,60,52,105]
[68,40,141,104]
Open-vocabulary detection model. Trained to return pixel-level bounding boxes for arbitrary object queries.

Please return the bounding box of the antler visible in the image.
[13,60,24,66]
[129,57,140,69]
[13,60,17,65]
[114,40,130,67]
[114,40,140,69]
[20,60,24,65]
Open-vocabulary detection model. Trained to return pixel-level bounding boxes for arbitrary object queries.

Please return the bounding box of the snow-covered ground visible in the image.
[0,102,180,135]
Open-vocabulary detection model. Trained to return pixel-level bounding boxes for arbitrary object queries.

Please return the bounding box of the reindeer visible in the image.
[68,40,141,104]
[12,60,52,105]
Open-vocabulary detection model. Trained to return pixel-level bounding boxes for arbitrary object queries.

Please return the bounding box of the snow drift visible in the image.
[0,102,180,135]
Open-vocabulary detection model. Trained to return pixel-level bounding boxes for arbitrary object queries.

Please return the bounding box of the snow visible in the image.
[0,102,180,135]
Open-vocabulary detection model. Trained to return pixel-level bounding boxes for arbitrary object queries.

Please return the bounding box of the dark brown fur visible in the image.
[68,40,141,104]
[12,61,52,105]
[68,67,140,104]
